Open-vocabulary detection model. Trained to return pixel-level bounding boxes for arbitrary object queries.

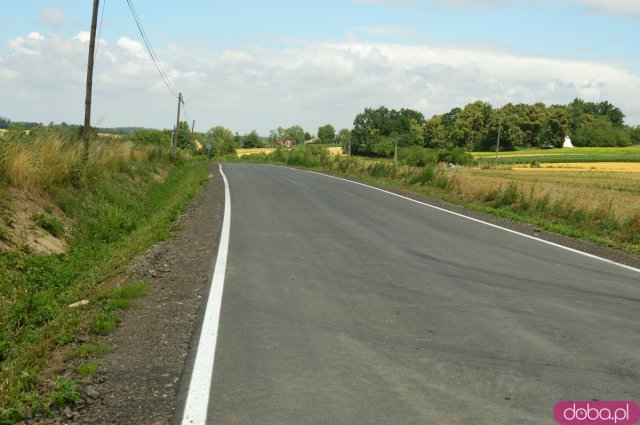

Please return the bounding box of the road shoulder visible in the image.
[73,163,224,425]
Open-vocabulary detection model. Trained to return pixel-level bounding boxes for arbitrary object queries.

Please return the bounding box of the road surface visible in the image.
[179,163,640,425]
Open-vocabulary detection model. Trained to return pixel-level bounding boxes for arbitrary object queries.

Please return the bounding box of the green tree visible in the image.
[424,115,449,149]
[451,101,492,150]
[206,126,236,156]
[130,129,171,145]
[521,103,546,147]
[351,106,425,156]
[573,115,631,147]
[175,121,192,149]
[317,124,336,144]
[484,103,526,151]
[542,105,571,148]
[269,127,286,145]
[284,125,305,144]
[631,126,640,145]
[242,130,261,148]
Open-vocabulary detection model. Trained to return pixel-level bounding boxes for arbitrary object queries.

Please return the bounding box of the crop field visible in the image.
[458,166,640,221]
[475,146,640,165]
[512,162,640,172]
[236,148,276,157]
[237,145,343,157]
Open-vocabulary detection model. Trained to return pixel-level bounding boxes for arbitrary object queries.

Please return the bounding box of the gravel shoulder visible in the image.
[72,163,224,425]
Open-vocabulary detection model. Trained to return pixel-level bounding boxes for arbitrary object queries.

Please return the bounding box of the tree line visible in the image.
[350,99,640,157]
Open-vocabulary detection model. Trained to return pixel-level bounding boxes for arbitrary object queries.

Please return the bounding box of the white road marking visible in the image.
[181,163,231,425]
[296,167,640,275]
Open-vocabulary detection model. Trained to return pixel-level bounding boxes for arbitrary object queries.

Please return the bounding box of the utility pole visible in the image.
[393,138,398,165]
[495,113,502,168]
[82,0,100,162]
[172,93,183,157]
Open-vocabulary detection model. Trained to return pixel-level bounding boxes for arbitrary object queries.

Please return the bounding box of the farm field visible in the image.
[458,166,640,221]
[236,145,343,157]
[236,147,276,157]
[512,162,640,172]
[474,146,640,165]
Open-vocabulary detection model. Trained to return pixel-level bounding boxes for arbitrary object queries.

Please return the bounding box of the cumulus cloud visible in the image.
[1,31,639,132]
[37,7,64,27]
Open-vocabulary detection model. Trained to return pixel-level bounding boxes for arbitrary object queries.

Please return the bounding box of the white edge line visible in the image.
[181,163,231,425]
[288,166,640,275]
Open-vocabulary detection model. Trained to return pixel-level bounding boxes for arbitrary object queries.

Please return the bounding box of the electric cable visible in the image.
[125,0,178,98]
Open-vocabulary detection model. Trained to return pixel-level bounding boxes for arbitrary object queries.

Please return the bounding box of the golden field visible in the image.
[237,146,343,157]
[452,165,640,224]
[512,162,640,172]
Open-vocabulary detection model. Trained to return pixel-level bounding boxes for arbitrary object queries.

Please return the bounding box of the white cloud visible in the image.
[1,31,639,132]
[566,0,640,15]
[37,7,64,27]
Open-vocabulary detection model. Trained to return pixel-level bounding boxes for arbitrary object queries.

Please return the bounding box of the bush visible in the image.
[438,147,475,166]
[398,147,438,167]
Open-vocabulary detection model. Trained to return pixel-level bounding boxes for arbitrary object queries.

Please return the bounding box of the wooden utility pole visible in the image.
[82,0,100,162]
[495,113,502,167]
[172,93,183,157]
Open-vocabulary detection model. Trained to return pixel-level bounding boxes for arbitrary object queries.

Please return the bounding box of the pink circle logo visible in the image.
[554,401,640,425]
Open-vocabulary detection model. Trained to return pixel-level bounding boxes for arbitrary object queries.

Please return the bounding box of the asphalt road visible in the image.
[182,163,640,425]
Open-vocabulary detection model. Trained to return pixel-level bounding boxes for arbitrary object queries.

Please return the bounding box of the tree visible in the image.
[336,128,351,150]
[542,105,571,148]
[451,101,492,150]
[129,129,171,145]
[424,115,449,149]
[521,103,546,147]
[351,106,425,156]
[317,124,336,144]
[483,103,526,151]
[631,126,640,145]
[573,115,631,147]
[284,125,305,144]
[243,130,261,148]
[269,127,286,145]
[176,121,191,149]
[206,126,235,156]
[0,116,9,129]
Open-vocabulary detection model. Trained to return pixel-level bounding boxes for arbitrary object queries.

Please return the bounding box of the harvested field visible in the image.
[236,148,276,157]
[513,162,640,172]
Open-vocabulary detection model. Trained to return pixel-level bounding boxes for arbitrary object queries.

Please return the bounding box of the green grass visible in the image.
[474,146,640,164]
[0,141,209,423]
[76,361,99,378]
[47,378,82,410]
[78,339,112,359]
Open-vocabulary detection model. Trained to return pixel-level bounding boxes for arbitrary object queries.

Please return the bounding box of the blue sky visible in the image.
[1,0,639,134]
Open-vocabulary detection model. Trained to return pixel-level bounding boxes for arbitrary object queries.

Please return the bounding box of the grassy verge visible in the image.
[0,131,209,423]
[241,146,640,254]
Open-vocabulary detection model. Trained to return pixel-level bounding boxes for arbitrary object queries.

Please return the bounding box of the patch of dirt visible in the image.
[22,164,224,425]
[0,187,68,254]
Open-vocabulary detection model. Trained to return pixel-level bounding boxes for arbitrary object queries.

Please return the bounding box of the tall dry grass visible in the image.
[0,131,167,189]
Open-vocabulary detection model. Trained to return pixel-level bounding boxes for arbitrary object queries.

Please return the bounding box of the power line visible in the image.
[125,0,178,98]
[182,97,192,129]
[93,0,106,60]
